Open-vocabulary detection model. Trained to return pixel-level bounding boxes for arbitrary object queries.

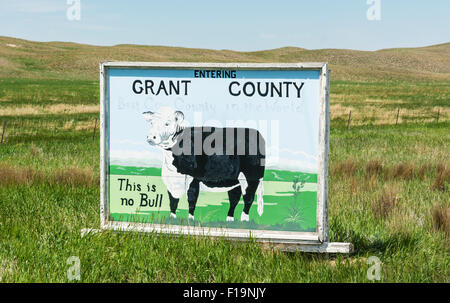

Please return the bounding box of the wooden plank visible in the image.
[102,221,321,243]
[81,227,352,254]
[317,64,330,242]
[99,63,108,228]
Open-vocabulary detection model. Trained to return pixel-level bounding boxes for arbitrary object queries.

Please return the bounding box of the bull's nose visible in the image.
[147,134,160,145]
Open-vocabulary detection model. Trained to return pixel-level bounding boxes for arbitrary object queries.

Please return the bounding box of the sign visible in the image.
[100,62,351,252]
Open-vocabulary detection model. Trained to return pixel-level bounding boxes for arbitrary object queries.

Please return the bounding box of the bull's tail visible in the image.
[257,179,264,216]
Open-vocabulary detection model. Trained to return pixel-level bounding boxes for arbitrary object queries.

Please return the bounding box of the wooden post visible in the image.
[395,108,400,125]
[1,121,6,144]
[347,110,351,130]
[92,118,97,141]
[437,109,440,123]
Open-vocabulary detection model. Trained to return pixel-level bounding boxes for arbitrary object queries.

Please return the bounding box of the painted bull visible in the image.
[142,107,265,222]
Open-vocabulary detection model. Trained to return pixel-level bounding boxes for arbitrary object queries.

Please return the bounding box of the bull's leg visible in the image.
[226,186,242,222]
[187,179,200,220]
[168,191,179,219]
[241,180,259,222]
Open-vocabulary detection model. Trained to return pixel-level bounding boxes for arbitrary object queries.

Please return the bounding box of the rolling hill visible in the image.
[0,36,449,82]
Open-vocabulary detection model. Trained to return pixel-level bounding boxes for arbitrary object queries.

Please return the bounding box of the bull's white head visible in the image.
[142,107,184,149]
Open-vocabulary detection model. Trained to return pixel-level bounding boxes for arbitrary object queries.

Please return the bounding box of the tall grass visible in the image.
[371,185,398,220]
[431,204,449,235]
[0,164,97,187]
[432,163,450,192]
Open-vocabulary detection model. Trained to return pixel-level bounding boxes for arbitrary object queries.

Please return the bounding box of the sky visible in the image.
[0,0,449,51]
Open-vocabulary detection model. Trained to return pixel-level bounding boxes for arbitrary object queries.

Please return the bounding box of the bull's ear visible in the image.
[142,111,154,122]
[174,110,184,124]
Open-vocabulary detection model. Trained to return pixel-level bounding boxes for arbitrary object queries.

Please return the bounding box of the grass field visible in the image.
[0,37,449,282]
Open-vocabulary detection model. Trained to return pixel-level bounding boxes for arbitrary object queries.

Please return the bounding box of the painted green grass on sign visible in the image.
[109,165,318,183]
[110,191,317,232]
[108,172,317,232]
[109,165,161,176]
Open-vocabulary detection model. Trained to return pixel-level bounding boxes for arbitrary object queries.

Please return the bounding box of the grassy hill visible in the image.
[1,36,449,126]
[1,36,450,81]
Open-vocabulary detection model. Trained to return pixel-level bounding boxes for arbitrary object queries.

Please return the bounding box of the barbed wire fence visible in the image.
[335,108,446,130]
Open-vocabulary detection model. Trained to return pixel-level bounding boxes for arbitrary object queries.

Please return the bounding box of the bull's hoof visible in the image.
[226,216,234,222]
[170,212,177,219]
[189,214,195,221]
[240,212,249,222]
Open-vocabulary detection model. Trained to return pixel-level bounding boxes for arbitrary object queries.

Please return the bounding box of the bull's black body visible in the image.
[167,127,265,219]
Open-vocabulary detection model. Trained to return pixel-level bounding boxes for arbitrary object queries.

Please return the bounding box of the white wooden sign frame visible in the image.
[97,62,352,253]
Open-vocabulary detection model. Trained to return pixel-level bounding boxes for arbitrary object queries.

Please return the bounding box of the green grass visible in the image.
[331,80,450,109]
[0,115,99,171]
[0,78,99,106]
[0,37,449,282]
[109,164,318,182]
[0,112,448,282]
[0,177,447,282]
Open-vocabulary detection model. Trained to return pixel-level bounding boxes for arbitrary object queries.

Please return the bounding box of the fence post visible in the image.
[437,108,440,123]
[1,121,6,144]
[395,108,400,125]
[92,118,97,141]
[347,110,352,130]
